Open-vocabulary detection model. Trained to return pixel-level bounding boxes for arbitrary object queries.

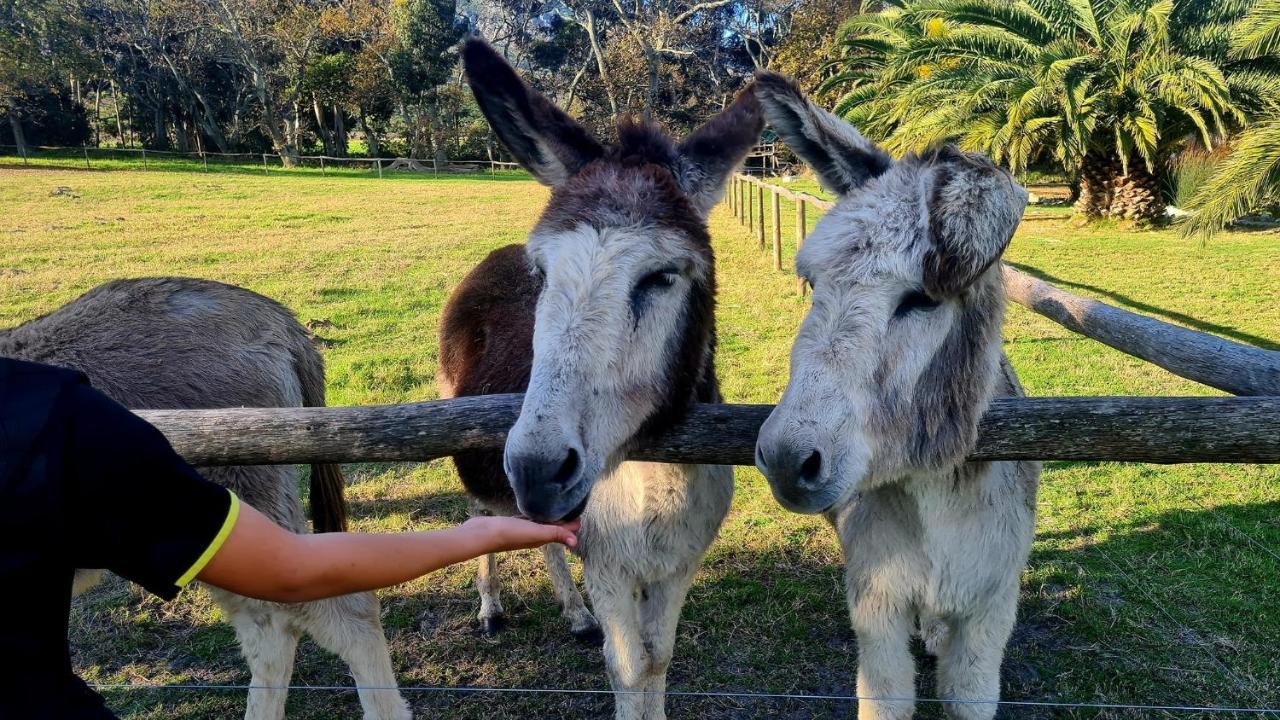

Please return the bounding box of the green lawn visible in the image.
[1,161,1278,719]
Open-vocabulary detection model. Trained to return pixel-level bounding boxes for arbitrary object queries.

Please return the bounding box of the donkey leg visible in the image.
[469,500,506,636]
[637,570,697,720]
[935,594,1017,720]
[217,594,300,720]
[851,601,916,720]
[541,543,601,644]
[296,593,412,720]
[588,570,650,720]
[476,552,506,636]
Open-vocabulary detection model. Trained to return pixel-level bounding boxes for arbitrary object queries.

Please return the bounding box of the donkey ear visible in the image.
[462,38,603,186]
[674,84,764,217]
[753,71,891,196]
[921,148,1028,298]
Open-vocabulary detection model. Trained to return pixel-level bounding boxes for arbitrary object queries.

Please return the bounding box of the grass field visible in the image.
[2,160,1278,719]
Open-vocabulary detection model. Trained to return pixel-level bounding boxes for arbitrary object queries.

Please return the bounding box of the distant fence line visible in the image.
[0,143,523,178]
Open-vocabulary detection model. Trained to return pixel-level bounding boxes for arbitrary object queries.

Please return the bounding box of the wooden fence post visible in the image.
[729,177,737,215]
[376,158,383,179]
[262,153,268,174]
[141,148,147,170]
[201,151,208,172]
[756,183,765,247]
[771,189,781,269]
[319,156,326,174]
[739,178,746,224]
[796,198,808,296]
[82,146,90,169]
[747,181,754,230]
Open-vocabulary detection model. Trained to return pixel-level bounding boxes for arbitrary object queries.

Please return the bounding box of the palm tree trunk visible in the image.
[1108,163,1164,223]
[1074,153,1120,219]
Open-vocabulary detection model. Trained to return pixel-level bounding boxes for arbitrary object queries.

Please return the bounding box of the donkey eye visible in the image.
[635,269,679,294]
[893,290,940,318]
[630,268,679,323]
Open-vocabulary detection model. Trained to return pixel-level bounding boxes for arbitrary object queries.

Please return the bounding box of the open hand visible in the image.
[466,516,580,552]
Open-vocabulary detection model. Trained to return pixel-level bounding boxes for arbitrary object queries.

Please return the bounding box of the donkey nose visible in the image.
[757,442,823,491]
[507,446,580,489]
[504,446,585,522]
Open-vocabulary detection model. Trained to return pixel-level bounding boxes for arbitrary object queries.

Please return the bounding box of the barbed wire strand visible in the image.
[89,683,1280,714]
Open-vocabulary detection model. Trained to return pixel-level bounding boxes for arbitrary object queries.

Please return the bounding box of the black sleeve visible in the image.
[60,385,238,600]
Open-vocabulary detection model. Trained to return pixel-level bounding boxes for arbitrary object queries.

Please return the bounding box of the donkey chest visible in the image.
[579,461,733,578]
[836,464,1033,612]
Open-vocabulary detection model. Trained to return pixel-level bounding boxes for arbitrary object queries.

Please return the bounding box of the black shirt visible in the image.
[0,359,238,719]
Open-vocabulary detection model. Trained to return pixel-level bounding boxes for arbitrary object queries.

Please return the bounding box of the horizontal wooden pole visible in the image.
[136,395,1280,467]
[736,173,833,210]
[1002,265,1280,396]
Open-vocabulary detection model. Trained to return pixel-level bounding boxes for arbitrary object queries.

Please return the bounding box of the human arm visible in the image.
[196,504,577,602]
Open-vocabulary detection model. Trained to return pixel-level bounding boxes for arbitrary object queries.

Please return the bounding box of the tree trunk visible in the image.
[334,105,347,157]
[93,86,102,148]
[1073,153,1120,219]
[642,45,660,120]
[152,106,170,150]
[312,94,334,156]
[8,111,28,156]
[584,8,618,115]
[174,116,191,153]
[358,112,380,159]
[1107,162,1164,223]
[110,80,125,147]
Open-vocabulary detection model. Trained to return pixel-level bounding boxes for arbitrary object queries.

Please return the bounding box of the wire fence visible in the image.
[88,682,1280,714]
[0,143,525,179]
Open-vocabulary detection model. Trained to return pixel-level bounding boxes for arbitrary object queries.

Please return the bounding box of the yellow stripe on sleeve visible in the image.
[176,492,241,588]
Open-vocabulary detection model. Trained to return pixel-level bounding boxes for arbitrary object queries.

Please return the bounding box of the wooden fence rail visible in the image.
[1002,265,1280,396]
[138,394,1280,467]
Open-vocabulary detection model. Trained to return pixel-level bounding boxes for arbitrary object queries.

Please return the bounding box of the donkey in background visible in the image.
[752,74,1039,720]
[1,278,410,720]
[437,39,762,720]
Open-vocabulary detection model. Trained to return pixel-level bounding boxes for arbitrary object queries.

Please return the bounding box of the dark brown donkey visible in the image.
[438,39,761,720]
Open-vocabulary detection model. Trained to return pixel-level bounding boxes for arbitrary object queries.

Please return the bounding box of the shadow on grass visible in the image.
[1005,261,1280,351]
[1011,496,1280,715]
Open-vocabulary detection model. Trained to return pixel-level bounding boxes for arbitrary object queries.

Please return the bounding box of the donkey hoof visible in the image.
[571,625,605,647]
[480,616,507,637]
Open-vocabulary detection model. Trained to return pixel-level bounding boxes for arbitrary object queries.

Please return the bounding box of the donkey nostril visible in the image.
[551,448,580,485]
[799,450,822,483]
[754,444,768,471]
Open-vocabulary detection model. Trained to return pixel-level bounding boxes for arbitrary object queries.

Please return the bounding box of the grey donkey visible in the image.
[0,278,411,720]
[752,74,1040,720]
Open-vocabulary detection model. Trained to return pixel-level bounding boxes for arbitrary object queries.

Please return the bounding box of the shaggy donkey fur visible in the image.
[437,38,761,720]
[1,278,410,720]
[753,72,1039,720]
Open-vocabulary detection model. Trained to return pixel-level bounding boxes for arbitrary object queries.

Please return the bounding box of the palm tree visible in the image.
[1185,0,1280,237]
[825,0,1240,222]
